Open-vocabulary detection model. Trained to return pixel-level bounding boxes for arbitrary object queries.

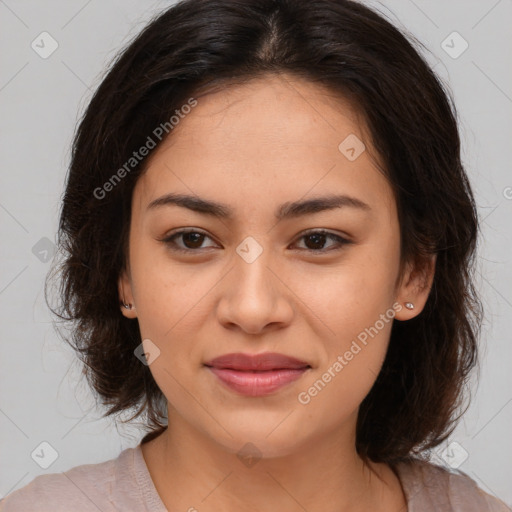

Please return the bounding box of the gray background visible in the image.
[1,0,511,506]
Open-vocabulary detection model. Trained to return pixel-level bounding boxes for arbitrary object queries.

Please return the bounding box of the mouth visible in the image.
[204,352,311,371]
[204,352,312,396]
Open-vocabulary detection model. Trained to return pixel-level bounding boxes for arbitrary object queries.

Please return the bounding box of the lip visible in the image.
[204,352,310,371]
[204,352,311,397]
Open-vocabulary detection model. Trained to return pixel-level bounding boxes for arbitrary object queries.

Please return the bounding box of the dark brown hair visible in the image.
[47,0,483,465]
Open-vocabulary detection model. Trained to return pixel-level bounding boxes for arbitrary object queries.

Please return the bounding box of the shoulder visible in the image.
[394,458,511,512]
[0,447,140,512]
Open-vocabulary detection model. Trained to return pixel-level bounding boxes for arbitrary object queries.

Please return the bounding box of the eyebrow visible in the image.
[146,192,371,220]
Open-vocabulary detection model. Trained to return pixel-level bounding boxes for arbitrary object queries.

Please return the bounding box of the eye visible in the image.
[292,229,352,253]
[159,229,352,254]
[161,229,217,253]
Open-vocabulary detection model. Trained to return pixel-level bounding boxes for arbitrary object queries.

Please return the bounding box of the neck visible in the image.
[141,412,406,512]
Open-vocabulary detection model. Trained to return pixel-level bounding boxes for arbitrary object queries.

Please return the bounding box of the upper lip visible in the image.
[204,352,311,371]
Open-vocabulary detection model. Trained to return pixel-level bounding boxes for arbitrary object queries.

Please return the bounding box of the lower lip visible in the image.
[206,366,309,396]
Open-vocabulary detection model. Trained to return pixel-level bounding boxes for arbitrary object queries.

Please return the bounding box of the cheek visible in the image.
[297,314,394,432]
[129,247,216,377]
[293,251,398,338]
[292,241,398,394]
[130,241,197,330]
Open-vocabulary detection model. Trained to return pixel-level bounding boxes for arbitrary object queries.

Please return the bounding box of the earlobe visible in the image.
[118,269,137,318]
[394,254,436,321]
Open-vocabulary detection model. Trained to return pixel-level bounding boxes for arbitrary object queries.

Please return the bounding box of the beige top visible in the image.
[0,444,509,511]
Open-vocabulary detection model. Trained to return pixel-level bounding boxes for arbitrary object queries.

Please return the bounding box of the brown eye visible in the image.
[293,230,352,253]
[162,230,217,253]
[160,229,351,254]
[179,232,206,249]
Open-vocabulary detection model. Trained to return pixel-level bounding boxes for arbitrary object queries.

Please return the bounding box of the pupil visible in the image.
[306,234,325,250]
[184,232,203,248]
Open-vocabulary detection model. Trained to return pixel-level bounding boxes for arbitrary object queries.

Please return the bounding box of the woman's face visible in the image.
[119,73,433,457]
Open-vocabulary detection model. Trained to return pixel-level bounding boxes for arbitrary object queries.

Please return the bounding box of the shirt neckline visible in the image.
[131,443,418,511]
[133,443,168,511]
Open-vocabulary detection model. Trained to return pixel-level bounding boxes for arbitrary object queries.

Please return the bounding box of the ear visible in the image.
[118,267,137,319]
[394,253,436,321]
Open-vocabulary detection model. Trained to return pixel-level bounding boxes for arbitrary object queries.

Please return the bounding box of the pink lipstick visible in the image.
[204,352,311,396]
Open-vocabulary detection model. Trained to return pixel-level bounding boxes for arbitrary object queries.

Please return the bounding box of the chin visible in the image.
[210,423,306,460]
[229,439,301,461]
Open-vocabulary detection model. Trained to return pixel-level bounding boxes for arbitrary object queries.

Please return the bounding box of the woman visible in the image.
[1,0,509,510]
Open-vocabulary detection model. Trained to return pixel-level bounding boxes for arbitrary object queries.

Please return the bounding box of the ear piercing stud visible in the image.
[122,299,411,311]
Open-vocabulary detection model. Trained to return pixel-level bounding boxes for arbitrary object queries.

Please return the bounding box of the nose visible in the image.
[216,243,294,335]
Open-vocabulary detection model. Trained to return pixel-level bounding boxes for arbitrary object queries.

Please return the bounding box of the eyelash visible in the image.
[160,229,352,254]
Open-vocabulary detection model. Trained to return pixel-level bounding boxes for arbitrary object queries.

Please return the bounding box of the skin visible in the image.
[118,73,436,512]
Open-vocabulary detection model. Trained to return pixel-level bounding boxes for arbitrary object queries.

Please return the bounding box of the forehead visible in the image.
[170,73,368,148]
[133,73,393,220]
